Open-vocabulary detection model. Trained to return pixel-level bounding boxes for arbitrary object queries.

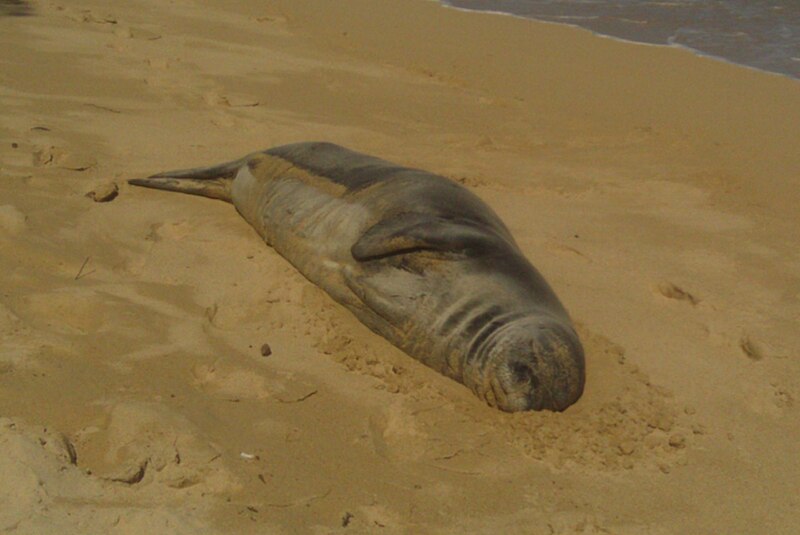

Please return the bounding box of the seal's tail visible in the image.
[128,157,247,203]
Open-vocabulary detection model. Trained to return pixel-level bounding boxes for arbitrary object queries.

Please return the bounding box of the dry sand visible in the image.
[1,0,799,533]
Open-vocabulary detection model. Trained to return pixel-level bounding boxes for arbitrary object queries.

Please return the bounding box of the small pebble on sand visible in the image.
[86,182,119,202]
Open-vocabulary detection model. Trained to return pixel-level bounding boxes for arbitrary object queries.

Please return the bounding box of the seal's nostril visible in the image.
[510,362,536,387]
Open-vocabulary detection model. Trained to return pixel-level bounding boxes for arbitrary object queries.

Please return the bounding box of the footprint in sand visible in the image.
[0,416,219,531]
[33,145,96,171]
[738,334,785,361]
[0,418,77,466]
[656,281,699,305]
[0,418,96,531]
[739,335,766,361]
[77,402,235,492]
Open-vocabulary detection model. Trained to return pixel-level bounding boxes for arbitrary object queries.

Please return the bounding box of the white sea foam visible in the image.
[436,0,800,81]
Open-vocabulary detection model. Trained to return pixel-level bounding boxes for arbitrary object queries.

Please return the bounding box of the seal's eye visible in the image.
[510,362,537,387]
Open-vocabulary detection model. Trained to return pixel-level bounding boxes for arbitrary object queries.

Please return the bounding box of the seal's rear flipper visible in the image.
[129,177,233,202]
[128,157,248,203]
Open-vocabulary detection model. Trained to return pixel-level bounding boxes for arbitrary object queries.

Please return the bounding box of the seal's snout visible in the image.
[482,318,585,412]
[496,359,543,412]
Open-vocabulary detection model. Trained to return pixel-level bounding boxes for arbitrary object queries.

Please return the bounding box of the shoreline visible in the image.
[276,0,800,224]
[438,0,800,81]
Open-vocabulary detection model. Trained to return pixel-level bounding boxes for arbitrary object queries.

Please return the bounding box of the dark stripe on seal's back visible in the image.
[265,142,416,193]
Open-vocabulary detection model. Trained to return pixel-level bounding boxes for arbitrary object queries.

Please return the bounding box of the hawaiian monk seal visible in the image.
[130,142,585,412]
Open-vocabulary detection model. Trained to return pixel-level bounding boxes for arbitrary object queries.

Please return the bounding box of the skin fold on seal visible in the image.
[129,142,585,412]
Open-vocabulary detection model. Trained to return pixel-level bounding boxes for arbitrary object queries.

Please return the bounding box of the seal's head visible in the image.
[467,317,585,412]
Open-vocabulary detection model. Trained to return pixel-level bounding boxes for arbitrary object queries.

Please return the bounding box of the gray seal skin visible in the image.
[129,142,585,412]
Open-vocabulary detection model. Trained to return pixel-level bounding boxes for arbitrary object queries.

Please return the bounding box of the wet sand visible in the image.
[1,0,798,533]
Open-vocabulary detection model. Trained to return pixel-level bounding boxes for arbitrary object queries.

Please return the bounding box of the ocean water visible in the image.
[441,0,800,80]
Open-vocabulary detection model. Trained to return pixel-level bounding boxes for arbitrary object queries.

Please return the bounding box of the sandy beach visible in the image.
[1,0,798,533]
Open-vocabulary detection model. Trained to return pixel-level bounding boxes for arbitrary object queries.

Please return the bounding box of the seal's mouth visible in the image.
[470,359,542,412]
[492,359,550,411]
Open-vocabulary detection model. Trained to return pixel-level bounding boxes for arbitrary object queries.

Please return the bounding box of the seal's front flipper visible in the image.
[129,157,247,203]
[342,267,421,329]
[351,212,506,261]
